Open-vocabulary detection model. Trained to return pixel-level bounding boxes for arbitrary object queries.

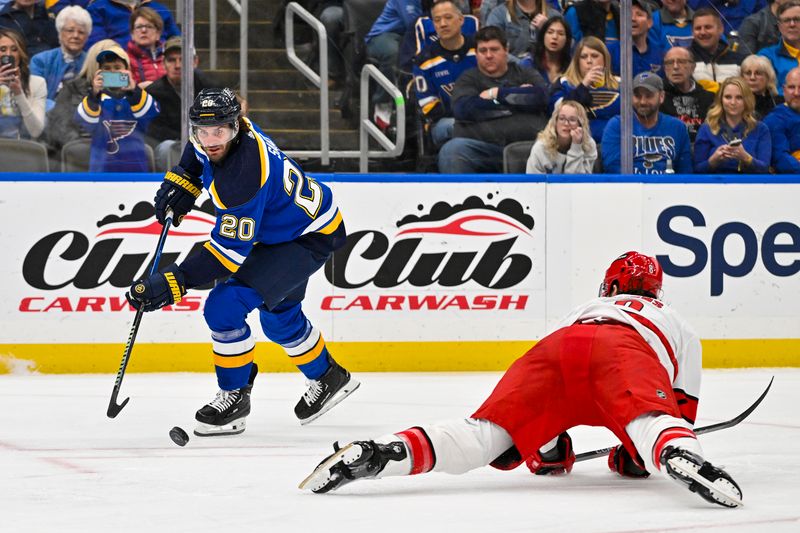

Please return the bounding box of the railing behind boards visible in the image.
[284,1,405,171]
[205,0,249,98]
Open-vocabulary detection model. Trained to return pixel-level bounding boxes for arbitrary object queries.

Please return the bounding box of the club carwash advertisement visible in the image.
[1,181,546,370]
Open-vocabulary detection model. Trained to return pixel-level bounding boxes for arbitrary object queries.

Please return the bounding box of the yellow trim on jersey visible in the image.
[213,348,255,368]
[419,55,447,71]
[421,100,439,115]
[317,209,343,235]
[241,117,269,188]
[289,335,326,366]
[203,241,239,272]
[81,97,101,117]
[129,89,148,113]
[208,181,226,209]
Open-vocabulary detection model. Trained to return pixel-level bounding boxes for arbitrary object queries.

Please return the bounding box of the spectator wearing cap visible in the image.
[29,5,91,109]
[693,76,772,173]
[86,0,179,48]
[73,43,159,172]
[45,38,118,152]
[126,6,165,88]
[607,0,664,77]
[689,8,745,92]
[758,0,800,95]
[660,45,714,141]
[602,72,693,174]
[146,36,215,169]
[0,0,59,56]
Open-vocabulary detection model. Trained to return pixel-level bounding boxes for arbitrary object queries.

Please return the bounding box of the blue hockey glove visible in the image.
[154,169,202,227]
[126,268,186,312]
[608,445,650,478]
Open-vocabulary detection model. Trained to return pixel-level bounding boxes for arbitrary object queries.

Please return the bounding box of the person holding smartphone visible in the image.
[0,27,46,140]
[73,43,159,172]
[693,76,772,174]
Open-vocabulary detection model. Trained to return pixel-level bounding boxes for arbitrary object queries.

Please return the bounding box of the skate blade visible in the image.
[667,457,743,508]
[299,378,361,426]
[298,443,362,491]
[193,418,247,437]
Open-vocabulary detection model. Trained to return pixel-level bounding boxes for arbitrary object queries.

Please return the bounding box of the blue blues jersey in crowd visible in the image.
[174,117,343,288]
[413,37,476,120]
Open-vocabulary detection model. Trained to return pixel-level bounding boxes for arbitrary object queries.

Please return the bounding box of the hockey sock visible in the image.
[282,321,331,379]
[626,413,702,473]
[211,325,255,390]
[394,428,435,476]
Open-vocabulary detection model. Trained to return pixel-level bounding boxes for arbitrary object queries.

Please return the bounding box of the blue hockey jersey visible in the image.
[175,117,343,287]
[413,37,476,120]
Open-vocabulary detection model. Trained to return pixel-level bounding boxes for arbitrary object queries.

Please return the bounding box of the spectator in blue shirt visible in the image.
[657,0,696,49]
[86,0,179,48]
[608,0,664,77]
[564,0,620,45]
[29,5,90,109]
[0,0,59,56]
[602,72,693,174]
[693,77,772,173]
[764,66,800,172]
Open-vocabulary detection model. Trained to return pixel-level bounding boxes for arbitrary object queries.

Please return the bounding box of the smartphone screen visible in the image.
[728,139,742,147]
[102,71,129,88]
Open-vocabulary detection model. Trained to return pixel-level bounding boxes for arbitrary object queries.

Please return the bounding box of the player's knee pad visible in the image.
[259,301,306,344]
[203,283,258,331]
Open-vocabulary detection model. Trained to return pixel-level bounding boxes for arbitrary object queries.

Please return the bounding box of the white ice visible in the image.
[2,369,798,533]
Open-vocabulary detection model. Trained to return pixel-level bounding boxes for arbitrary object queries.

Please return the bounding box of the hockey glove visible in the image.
[126,267,186,312]
[154,169,202,227]
[608,445,650,478]
[526,432,575,475]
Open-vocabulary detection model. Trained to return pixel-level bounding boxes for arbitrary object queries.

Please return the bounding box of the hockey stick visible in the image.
[107,214,173,418]
[574,376,774,462]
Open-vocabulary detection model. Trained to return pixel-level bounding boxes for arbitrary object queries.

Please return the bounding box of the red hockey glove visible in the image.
[608,445,650,478]
[526,432,575,475]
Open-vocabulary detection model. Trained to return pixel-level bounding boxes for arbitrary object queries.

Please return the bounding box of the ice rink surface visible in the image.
[2,368,798,533]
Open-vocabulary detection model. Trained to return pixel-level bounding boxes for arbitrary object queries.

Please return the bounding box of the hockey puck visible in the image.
[169,426,190,447]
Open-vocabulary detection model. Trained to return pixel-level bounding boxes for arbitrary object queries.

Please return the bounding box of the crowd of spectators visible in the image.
[393,0,800,174]
[0,0,231,172]
[4,0,800,175]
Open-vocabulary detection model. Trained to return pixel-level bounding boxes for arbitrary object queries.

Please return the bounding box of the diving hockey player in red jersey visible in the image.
[300,251,743,508]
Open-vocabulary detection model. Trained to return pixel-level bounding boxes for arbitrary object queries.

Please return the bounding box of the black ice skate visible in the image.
[194,363,258,437]
[294,358,360,425]
[660,446,743,508]
[299,440,407,493]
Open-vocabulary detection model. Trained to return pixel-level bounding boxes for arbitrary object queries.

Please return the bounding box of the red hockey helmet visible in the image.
[599,251,663,298]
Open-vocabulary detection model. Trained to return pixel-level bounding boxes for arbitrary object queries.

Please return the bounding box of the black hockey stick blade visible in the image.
[107,215,173,418]
[574,376,774,462]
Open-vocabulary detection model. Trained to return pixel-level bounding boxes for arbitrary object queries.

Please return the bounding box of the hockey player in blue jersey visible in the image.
[126,88,359,436]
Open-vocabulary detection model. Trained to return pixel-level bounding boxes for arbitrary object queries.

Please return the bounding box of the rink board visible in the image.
[1,173,798,372]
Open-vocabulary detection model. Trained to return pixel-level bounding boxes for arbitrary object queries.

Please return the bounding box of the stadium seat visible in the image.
[62,139,156,172]
[0,138,50,172]
[503,140,534,174]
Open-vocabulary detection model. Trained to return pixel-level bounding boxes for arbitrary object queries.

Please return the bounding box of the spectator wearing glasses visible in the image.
[126,6,164,88]
[526,100,597,174]
[660,46,714,141]
[741,54,783,118]
[738,0,788,56]
[693,77,772,173]
[86,0,179,48]
[764,66,800,171]
[29,5,91,109]
[758,0,800,95]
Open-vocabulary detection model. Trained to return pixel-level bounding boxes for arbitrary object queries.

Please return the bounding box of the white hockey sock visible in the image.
[384,418,514,476]
[626,413,703,474]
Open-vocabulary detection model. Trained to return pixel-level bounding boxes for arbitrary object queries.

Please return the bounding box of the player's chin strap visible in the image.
[574,376,774,462]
